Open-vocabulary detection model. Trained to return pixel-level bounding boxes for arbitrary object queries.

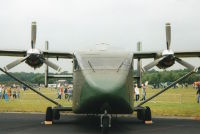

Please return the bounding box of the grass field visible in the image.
[0,86,200,117]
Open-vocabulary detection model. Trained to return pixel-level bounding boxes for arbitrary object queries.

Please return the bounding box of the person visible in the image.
[57,86,63,100]
[12,88,17,99]
[22,85,27,91]
[16,86,20,99]
[140,83,146,101]
[2,85,5,99]
[134,84,140,101]
[4,88,9,101]
[61,86,64,99]
[197,84,200,103]
[7,87,11,99]
[67,86,73,102]
[64,85,68,100]
[0,85,2,99]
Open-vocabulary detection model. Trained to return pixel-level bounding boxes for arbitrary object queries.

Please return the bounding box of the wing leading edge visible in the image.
[0,49,73,59]
[0,50,26,57]
[134,51,200,59]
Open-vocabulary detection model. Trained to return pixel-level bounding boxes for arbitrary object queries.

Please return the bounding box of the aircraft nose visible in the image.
[85,71,127,92]
[78,70,133,114]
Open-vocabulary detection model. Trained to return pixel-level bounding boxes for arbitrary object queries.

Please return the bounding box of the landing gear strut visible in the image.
[100,110,111,134]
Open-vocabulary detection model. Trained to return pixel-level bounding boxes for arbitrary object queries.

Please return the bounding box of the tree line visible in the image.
[0,71,72,85]
[0,69,199,85]
[141,69,200,84]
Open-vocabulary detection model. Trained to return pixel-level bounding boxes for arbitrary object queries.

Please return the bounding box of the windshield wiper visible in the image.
[88,60,95,72]
[117,61,123,72]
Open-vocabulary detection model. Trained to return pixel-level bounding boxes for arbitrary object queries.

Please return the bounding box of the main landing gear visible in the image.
[100,110,112,134]
[136,106,152,124]
[45,106,72,124]
[45,107,60,124]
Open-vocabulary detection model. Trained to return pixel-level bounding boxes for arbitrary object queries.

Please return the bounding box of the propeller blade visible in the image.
[136,41,142,87]
[42,59,61,72]
[166,23,171,50]
[175,57,195,70]
[4,56,29,71]
[143,56,166,72]
[31,22,37,49]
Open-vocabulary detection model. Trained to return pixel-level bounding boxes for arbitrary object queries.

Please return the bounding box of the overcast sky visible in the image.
[0,0,200,73]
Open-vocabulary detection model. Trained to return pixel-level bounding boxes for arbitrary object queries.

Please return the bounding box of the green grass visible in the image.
[135,86,200,117]
[0,88,72,112]
[0,86,200,117]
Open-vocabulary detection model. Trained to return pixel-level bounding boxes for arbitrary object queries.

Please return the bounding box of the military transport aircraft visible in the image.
[0,22,200,134]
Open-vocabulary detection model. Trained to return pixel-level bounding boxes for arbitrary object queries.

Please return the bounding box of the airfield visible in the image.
[0,86,200,117]
[1,86,200,134]
[0,113,200,134]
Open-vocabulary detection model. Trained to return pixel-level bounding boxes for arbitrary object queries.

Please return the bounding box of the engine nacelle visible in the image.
[25,54,44,69]
[156,55,175,69]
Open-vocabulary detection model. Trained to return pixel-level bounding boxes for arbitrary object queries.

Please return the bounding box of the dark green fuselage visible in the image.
[72,51,134,114]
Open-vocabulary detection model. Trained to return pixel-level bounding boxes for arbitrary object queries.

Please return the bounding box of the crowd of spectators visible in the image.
[0,84,21,101]
[56,83,73,101]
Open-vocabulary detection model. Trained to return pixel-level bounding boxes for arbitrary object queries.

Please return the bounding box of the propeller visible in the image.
[166,23,171,50]
[175,57,195,70]
[3,56,30,71]
[3,22,61,72]
[142,23,194,71]
[143,56,166,72]
[31,22,37,49]
[42,58,61,72]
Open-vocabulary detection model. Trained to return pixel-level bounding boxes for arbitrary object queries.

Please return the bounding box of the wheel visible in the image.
[46,107,53,121]
[101,116,109,134]
[144,106,152,121]
[53,109,60,120]
[137,106,152,122]
[137,108,145,121]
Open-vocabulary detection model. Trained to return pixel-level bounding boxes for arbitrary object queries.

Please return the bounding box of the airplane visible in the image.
[0,22,200,134]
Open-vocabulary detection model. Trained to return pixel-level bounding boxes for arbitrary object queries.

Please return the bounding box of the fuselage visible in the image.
[72,51,134,114]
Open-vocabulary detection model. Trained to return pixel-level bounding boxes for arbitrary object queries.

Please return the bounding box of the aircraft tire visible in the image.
[137,108,145,121]
[53,109,60,120]
[46,107,53,121]
[144,106,152,121]
[137,106,152,122]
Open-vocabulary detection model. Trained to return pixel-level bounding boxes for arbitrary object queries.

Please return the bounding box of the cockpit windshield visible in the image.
[75,51,132,70]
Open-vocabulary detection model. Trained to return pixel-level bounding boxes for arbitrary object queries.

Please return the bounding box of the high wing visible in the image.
[0,49,73,59]
[134,51,200,59]
[43,51,73,59]
[0,50,26,57]
[174,51,200,58]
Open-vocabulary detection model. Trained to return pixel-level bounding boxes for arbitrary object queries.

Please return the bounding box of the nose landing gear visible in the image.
[100,110,112,134]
